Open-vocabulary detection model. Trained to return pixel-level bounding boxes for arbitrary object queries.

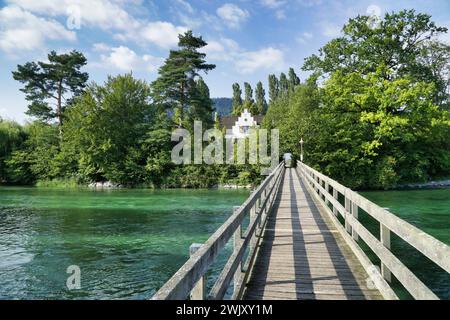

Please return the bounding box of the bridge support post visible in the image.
[233,206,243,294]
[380,224,392,282]
[189,243,205,300]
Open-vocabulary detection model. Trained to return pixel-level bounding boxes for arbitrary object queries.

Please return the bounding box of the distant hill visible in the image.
[212,98,232,116]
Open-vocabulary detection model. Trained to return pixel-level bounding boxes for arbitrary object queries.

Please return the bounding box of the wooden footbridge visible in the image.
[153,161,450,300]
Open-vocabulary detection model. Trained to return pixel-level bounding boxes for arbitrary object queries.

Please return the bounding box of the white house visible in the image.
[220,109,264,139]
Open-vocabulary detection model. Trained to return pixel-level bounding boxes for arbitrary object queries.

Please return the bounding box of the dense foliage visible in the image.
[12,51,88,133]
[2,11,449,190]
[2,31,261,188]
[264,10,450,189]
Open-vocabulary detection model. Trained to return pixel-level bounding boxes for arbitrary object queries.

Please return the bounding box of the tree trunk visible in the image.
[57,80,63,136]
[179,81,185,127]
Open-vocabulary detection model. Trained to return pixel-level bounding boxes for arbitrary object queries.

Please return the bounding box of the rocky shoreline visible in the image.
[397,180,450,190]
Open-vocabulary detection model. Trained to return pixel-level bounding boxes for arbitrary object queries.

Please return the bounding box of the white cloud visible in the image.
[261,0,285,9]
[217,3,249,29]
[100,46,162,72]
[202,37,285,75]
[438,29,450,44]
[6,0,139,31]
[366,4,382,17]
[92,42,111,52]
[297,31,313,43]
[0,108,8,118]
[321,22,341,37]
[236,47,285,74]
[202,37,239,62]
[297,0,323,7]
[6,1,186,49]
[174,0,194,14]
[0,5,76,54]
[260,1,286,20]
[139,21,187,49]
[203,41,225,54]
[275,9,286,20]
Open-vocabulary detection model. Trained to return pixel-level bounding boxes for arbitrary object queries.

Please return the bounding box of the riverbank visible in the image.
[5,178,450,191]
[396,179,450,190]
[4,178,257,190]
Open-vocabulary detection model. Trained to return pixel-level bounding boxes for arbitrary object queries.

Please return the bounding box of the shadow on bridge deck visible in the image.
[243,168,383,300]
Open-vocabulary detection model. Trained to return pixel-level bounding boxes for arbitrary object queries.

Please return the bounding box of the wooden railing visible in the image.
[297,161,450,300]
[152,162,285,300]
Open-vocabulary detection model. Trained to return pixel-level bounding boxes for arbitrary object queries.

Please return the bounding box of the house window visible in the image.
[241,126,249,134]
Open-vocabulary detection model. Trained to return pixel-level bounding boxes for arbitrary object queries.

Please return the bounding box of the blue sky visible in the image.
[1,0,450,123]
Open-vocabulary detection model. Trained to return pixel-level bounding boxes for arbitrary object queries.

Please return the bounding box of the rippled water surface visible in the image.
[0,187,449,299]
[361,188,450,299]
[0,187,249,299]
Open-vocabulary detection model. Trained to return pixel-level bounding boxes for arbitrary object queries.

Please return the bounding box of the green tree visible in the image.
[279,72,289,95]
[232,83,243,115]
[288,68,300,92]
[188,77,214,127]
[12,50,88,133]
[303,9,450,105]
[152,31,215,127]
[5,122,60,185]
[65,74,161,185]
[0,120,27,183]
[301,67,449,189]
[243,82,258,115]
[255,81,268,115]
[268,74,279,105]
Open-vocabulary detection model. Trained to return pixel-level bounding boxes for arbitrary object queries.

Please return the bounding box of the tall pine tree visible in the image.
[12,50,88,134]
[279,72,289,95]
[188,77,214,127]
[152,31,215,127]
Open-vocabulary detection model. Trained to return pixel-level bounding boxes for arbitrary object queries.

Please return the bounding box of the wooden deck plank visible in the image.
[243,168,383,301]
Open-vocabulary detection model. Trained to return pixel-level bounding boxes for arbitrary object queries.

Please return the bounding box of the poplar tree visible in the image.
[288,67,300,92]
[255,81,268,115]
[243,82,257,114]
[268,74,279,105]
[232,83,243,115]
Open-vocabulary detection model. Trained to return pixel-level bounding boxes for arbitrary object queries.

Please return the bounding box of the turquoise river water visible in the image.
[0,186,448,299]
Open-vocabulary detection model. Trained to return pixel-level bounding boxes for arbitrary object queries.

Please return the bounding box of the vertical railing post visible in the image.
[332,188,338,216]
[189,243,205,300]
[351,202,359,241]
[250,202,257,249]
[259,191,264,229]
[380,224,392,282]
[233,206,243,294]
[345,190,352,234]
[325,181,330,206]
[316,175,320,194]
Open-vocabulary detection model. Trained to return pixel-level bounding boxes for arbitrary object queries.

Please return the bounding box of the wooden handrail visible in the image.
[297,161,450,300]
[152,162,285,300]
